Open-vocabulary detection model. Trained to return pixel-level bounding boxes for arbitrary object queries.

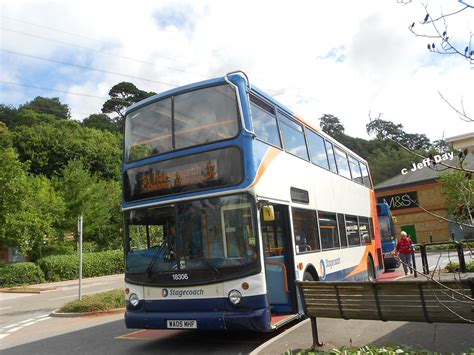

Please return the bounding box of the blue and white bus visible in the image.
[377,203,400,270]
[122,71,383,332]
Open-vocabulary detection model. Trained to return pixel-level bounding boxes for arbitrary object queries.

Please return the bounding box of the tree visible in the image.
[20,97,70,120]
[0,122,13,149]
[82,113,119,132]
[102,82,155,128]
[319,114,345,139]
[13,120,122,180]
[367,146,419,184]
[55,160,122,249]
[438,148,473,226]
[0,148,65,256]
[366,117,431,150]
[0,104,19,129]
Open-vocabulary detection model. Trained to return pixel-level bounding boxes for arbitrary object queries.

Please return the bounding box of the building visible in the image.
[446,132,474,153]
[374,144,474,244]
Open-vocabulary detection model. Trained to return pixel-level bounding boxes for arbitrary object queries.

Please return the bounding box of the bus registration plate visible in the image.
[167,320,197,329]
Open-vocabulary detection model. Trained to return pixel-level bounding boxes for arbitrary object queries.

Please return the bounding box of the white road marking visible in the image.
[0,293,33,301]
[18,318,34,324]
[0,306,12,311]
[7,327,22,333]
[0,334,9,339]
[48,288,114,301]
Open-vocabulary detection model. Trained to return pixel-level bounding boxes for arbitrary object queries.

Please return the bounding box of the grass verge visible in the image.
[445,260,474,273]
[59,289,125,313]
[285,344,474,354]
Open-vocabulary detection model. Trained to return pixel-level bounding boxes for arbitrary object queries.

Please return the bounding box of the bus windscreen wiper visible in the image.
[201,257,220,274]
[144,243,168,278]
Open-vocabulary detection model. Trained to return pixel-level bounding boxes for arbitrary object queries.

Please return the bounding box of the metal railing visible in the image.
[412,240,471,276]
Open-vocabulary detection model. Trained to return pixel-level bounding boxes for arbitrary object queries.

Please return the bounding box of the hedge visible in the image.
[59,289,125,313]
[37,250,124,282]
[0,262,45,287]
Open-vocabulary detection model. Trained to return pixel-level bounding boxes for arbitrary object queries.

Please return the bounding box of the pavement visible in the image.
[253,271,474,354]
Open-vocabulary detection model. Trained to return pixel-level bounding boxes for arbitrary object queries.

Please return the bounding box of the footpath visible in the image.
[253,272,474,354]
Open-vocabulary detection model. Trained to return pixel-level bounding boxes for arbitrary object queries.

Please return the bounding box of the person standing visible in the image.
[396,231,413,275]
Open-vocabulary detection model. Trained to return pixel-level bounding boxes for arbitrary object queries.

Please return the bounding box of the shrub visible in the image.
[59,289,125,313]
[445,261,474,273]
[0,262,45,287]
[30,242,76,261]
[38,250,124,282]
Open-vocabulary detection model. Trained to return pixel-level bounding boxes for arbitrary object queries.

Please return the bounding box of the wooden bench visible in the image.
[296,278,474,348]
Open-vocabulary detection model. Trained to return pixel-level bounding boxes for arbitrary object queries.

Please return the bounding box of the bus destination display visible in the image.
[124,147,243,202]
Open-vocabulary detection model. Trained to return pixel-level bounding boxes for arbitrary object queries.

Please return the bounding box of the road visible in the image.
[0,273,290,353]
[1,258,472,354]
[0,274,124,348]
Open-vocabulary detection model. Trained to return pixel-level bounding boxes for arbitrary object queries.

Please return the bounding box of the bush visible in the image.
[38,250,124,282]
[30,242,76,261]
[445,261,474,273]
[59,289,125,313]
[0,262,45,287]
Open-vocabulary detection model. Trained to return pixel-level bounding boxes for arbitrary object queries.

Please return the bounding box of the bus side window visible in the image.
[250,95,282,148]
[325,141,338,173]
[360,162,372,188]
[337,213,348,248]
[277,112,309,161]
[318,212,339,250]
[359,217,370,245]
[346,215,360,246]
[334,146,352,180]
[348,156,363,185]
[292,208,320,254]
[306,130,329,170]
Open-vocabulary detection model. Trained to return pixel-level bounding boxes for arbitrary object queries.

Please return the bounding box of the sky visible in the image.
[0,0,473,142]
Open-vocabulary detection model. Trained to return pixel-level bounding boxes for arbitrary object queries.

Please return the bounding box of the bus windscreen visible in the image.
[124,84,239,162]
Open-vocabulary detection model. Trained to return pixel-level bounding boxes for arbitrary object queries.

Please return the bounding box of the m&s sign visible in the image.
[377,191,418,211]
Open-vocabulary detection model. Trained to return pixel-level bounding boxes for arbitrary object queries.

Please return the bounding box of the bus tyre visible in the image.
[303,272,315,281]
[367,256,376,281]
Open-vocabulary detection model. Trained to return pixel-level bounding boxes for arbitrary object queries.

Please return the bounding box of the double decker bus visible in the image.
[377,203,400,270]
[122,71,383,332]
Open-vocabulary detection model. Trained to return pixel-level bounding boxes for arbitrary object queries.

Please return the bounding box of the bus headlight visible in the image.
[228,290,242,305]
[129,293,140,307]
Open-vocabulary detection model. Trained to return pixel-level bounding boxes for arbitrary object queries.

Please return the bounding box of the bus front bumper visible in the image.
[125,307,272,332]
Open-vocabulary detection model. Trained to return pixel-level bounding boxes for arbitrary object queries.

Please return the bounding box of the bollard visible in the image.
[456,242,467,273]
[429,233,433,243]
[420,244,429,274]
[451,230,455,242]
[411,247,417,278]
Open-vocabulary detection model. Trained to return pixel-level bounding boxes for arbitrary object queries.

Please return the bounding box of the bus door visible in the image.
[260,204,297,314]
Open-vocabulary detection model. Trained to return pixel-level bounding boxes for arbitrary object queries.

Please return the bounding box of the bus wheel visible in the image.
[367,256,376,281]
[303,271,315,281]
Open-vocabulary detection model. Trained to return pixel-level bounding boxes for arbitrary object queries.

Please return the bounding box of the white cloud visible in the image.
[0,0,472,141]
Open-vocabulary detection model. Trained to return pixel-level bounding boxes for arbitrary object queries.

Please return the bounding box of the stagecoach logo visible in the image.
[319,257,341,280]
[160,288,205,298]
[319,260,327,280]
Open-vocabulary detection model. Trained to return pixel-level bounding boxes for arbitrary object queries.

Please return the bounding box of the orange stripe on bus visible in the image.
[345,244,372,278]
[251,147,280,187]
[293,114,318,132]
